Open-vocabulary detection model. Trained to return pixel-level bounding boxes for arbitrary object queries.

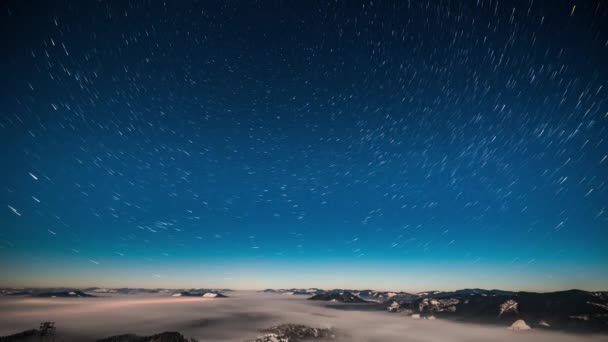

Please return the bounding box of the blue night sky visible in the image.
[0,1,607,292]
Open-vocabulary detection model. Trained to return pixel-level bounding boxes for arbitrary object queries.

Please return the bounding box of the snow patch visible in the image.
[588,301,608,311]
[509,320,531,331]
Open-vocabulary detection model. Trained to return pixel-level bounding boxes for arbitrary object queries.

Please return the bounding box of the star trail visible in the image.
[0,1,607,291]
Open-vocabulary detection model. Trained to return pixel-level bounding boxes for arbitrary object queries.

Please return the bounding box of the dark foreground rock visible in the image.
[0,322,56,342]
[0,330,39,342]
[97,331,198,342]
[0,330,198,342]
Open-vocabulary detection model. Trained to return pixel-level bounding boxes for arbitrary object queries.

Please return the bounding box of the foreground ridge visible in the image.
[248,324,335,342]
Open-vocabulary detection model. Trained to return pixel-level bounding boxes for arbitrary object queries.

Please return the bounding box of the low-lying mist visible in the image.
[0,291,604,341]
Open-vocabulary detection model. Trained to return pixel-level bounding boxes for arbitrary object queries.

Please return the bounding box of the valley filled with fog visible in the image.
[0,291,604,342]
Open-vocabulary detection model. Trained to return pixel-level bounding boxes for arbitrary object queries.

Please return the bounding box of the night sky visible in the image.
[1,1,607,291]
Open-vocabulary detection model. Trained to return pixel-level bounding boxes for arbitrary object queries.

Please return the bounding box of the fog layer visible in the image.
[0,291,604,341]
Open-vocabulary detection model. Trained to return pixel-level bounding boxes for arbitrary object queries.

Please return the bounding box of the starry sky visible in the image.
[1,1,607,292]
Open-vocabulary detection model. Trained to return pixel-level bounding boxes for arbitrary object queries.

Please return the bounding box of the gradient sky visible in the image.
[1,1,607,292]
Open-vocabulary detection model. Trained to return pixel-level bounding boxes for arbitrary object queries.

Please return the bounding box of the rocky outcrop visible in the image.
[308,292,368,303]
[249,324,334,342]
[383,289,608,331]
